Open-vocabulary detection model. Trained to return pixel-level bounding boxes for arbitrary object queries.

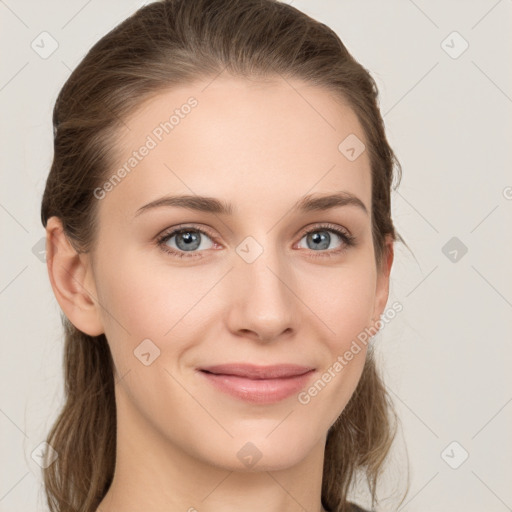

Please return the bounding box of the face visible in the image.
[84,75,391,472]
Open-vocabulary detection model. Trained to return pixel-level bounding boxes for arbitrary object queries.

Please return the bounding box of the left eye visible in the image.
[158,227,215,256]
[297,228,347,251]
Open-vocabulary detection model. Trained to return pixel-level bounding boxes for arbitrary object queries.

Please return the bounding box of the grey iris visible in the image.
[307,231,330,250]
[175,230,201,251]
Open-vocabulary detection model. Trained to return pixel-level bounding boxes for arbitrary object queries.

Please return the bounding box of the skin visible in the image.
[45,75,393,512]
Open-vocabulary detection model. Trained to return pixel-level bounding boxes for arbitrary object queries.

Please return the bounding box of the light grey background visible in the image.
[1,0,511,511]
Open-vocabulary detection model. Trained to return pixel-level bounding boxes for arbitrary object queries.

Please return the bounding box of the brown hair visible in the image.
[40,1,406,511]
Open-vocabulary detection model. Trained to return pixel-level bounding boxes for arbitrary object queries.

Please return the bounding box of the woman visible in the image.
[40,0,405,511]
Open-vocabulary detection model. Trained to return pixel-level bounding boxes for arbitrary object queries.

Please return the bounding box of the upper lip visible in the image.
[199,363,315,379]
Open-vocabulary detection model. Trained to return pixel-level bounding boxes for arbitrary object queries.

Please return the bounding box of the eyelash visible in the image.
[155,223,356,260]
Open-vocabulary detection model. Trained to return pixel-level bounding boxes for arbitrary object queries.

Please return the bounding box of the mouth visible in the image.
[197,363,316,404]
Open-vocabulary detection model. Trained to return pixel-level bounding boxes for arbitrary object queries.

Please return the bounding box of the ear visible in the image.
[45,216,104,336]
[371,234,394,328]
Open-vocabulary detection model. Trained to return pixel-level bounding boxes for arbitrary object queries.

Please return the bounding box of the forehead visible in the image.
[100,75,372,220]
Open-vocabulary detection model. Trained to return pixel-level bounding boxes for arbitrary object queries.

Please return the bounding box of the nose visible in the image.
[225,246,299,343]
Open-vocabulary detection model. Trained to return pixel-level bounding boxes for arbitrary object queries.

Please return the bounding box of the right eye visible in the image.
[156,226,217,259]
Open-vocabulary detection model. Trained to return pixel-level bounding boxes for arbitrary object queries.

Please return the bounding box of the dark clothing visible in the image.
[324,502,371,512]
[350,504,371,512]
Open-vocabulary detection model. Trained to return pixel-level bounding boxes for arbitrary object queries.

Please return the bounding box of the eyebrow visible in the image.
[134,191,368,217]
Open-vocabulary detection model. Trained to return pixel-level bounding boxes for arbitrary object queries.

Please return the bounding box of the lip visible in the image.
[197,364,316,404]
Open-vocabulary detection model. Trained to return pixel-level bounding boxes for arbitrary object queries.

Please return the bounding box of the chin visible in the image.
[202,428,319,473]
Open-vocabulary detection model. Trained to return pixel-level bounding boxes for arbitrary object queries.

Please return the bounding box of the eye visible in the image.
[296,224,356,258]
[156,225,216,259]
[156,222,356,260]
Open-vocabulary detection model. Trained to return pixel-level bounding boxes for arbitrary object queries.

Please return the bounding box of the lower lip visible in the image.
[198,370,315,404]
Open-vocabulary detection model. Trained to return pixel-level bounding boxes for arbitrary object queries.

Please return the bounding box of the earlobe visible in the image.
[45,216,104,337]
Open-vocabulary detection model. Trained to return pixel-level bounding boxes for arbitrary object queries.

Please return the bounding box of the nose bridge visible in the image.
[228,233,298,340]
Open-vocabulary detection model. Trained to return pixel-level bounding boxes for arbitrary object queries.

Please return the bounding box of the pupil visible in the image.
[309,231,329,250]
[177,231,200,251]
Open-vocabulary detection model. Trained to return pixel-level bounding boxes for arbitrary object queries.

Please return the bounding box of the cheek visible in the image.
[93,245,220,365]
[301,269,374,422]
[91,246,176,360]
[303,254,376,407]
[311,261,377,348]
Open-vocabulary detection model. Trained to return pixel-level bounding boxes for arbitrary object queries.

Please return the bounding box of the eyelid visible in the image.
[155,222,356,259]
[296,222,352,240]
[156,222,352,243]
[156,223,217,242]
